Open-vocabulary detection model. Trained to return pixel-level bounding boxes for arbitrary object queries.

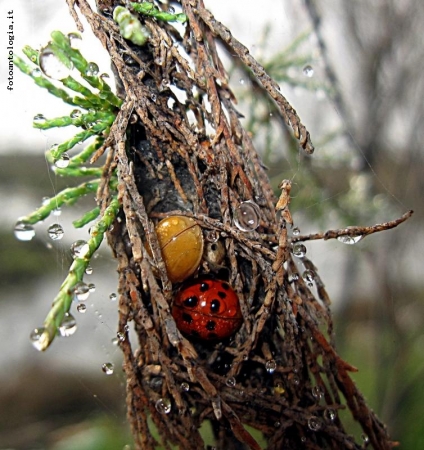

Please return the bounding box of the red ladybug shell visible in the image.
[172,279,243,340]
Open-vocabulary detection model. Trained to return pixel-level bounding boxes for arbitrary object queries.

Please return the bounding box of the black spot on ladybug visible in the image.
[217,291,227,299]
[200,282,209,292]
[183,296,198,308]
[210,299,220,313]
[206,320,216,331]
[221,282,230,290]
[182,313,193,324]
[208,332,218,340]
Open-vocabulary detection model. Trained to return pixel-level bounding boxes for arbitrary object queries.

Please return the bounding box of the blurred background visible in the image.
[0,0,422,448]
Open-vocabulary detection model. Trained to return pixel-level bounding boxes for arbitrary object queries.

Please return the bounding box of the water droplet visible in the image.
[265,359,277,374]
[59,313,77,337]
[234,201,261,231]
[292,227,300,236]
[70,240,88,259]
[274,421,281,428]
[226,377,236,387]
[14,222,35,241]
[239,78,245,85]
[288,273,299,283]
[88,283,96,293]
[337,235,363,245]
[70,109,82,119]
[47,223,64,240]
[129,113,138,124]
[303,65,314,77]
[205,230,219,243]
[124,324,130,332]
[33,114,46,125]
[117,331,126,342]
[324,408,336,421]
[101,362,114,375]
[292,242,307,258]
[100,72,110,80]
[302,269,315,284]
[74,281,90,301]
[77,303,87,313]
[31,68,42,77]
[111,337,119,345]
[307,416,321,431]
[39,45,73,80]
[180,382,190,392]
[109,293,117,301]
[361,434,369,444]
[68,32,82,49]
[312,385,323,399]
[85,62,99,77]
[53,207,62,216]
[155,398,171,414]
[85,265,93,275]
[30,327,47,351]
[54,153,70,168]
[168,6,175,13]
[292,376,300,385]
[42,196,50,206]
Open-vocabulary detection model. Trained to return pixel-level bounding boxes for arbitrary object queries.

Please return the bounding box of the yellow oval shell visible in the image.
[155,216,204,283]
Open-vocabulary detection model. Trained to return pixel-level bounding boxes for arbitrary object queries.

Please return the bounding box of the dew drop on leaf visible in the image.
[74,281,90,301]
[85,62,99,77]
[30,327,46,351]
[71,240,88,259]
[14,222,35,241]
[54,153,70,168]
[68,32,82,49]
[39,45,73,80]
[33,114,46,125]
[59,313,77,337]
[70,109,82,119]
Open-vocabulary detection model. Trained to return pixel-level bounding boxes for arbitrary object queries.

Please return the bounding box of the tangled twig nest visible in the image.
[68,0,412,448]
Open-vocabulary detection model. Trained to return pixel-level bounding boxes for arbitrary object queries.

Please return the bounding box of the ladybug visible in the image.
[172,278,243,340]
[153,216,204,283]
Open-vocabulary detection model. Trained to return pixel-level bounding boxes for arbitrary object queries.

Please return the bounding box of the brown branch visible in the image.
[292,210,413,243]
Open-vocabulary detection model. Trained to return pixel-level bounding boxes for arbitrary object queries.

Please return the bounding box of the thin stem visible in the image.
[37,197,120,351]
